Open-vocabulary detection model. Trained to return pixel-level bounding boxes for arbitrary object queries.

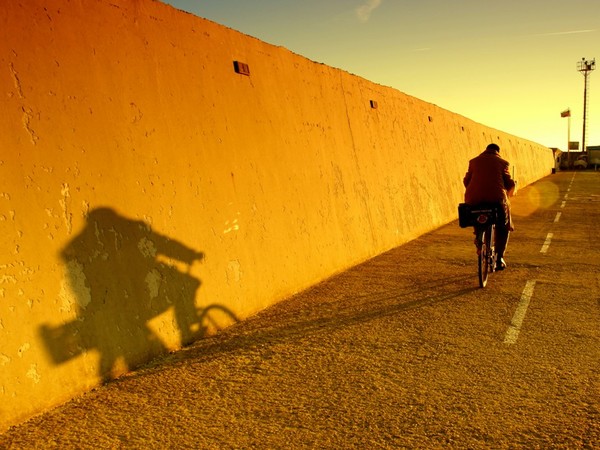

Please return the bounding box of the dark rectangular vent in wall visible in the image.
[370,100,378,109]
[233,61,250,76]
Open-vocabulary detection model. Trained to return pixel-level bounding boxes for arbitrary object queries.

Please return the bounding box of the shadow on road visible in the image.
[146,267,477,373]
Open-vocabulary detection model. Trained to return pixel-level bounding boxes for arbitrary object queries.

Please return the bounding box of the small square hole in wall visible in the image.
[370,100,378,109]
[233,61,250,76]
[428,116,433,122]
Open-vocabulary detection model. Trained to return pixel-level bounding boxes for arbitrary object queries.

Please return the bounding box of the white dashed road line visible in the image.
[504,174,572,344]
[540,233,553,253]
[504,280,537,345]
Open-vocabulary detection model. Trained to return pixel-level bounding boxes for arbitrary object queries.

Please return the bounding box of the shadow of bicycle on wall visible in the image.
[39,207,238,381]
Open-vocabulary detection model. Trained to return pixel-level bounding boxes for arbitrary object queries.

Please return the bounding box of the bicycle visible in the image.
[459,203,501,288]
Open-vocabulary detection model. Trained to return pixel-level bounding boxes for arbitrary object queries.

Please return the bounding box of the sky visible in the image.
[160,0,599,151]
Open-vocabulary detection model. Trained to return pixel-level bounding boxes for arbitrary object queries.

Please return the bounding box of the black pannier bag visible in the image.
[458,203,504,228]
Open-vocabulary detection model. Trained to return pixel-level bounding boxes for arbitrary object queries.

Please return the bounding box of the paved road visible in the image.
[2,171,599,449]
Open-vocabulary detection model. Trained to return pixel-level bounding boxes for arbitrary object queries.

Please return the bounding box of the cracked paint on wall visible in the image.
[59,260,91,311]
[138,237,158,259]
[144,269,162,299]
[26,364,41,384]
[0,354,11,367]
[59,183,72,235]
[9,62,25,99]
[17,343,30,358]
[226,260,242,284]
[21,107,39,145]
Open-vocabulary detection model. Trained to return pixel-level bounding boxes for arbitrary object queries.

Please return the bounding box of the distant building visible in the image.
[588,145,600,166]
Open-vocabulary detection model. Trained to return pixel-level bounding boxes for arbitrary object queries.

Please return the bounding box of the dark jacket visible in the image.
[463,148,515,205]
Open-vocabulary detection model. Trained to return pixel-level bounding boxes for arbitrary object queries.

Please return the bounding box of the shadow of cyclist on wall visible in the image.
[39,207,206,381]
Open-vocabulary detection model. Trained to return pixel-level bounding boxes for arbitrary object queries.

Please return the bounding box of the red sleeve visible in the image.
[502,163,515,191]
[463,162,472,188]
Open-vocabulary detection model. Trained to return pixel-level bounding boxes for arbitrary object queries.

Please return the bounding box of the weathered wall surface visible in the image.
[0,0,554,431]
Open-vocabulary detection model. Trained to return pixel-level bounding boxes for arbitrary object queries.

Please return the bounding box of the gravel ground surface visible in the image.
[1,172,599,449]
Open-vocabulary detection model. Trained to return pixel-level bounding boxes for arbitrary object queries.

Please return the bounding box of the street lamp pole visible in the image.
[561,108,571,167]
[568,112,571,163]
[577,58,596,155]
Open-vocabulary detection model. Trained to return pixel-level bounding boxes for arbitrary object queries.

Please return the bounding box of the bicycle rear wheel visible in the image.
[478,228,489,288]
[489,224,497,272]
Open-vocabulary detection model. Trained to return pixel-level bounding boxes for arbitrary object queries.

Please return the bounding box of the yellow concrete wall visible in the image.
[0,0,554,431]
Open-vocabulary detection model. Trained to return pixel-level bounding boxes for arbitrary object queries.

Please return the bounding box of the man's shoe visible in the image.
[496,257,507,271]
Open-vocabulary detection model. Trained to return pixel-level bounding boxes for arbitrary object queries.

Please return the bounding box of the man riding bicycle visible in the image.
[463,143,516,270]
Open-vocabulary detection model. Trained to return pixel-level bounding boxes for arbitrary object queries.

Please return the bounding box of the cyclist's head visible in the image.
[486,143,500,153]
